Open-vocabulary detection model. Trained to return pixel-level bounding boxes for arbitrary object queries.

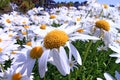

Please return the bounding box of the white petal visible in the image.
[21,76,30,80]
[115,58,120,64]
[104,73,115,80]
[96,78,103,80]
[115,71,120,80]
[110,53,120,58]
[0,55,9,61]
[65,25,80,34]
[38,49,50,78]
[70,33,100,41]
[69,43,82,65]
[12,53,27,65]
[58,23,68,29]
[19,59,36,77]
[52,47,70,76]
[109,45,120,53]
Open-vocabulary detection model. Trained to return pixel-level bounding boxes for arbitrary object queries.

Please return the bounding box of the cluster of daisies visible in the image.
[0,0,120,79]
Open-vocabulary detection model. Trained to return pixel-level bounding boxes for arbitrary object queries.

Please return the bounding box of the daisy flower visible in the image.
[97,45,108,51]
[93,19,118,46]
[0,14,13,27]
[2,67,33,80]
[11,40,48,78]
[33,23,99,76]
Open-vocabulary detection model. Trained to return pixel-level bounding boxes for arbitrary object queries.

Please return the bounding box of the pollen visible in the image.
[40,24,46,30]
[76,29,84,33]
[15,36,20,39]
[44,30,69,49]
[22,31,27,35]
[76,18,81,21]
[24,26,30,29]
[26,41,32,46]
[22,21,26,24]
[50,15,56,19]
[30,46,43,59]
[11,51,17,54]
[0,48,2,52]
[6,19,11,23]
[115,40,120,44]
[12,73,22,80]
[95,20,110,31]
[0,38,2,42]
[103,4,109,9]
[9,34,13,37]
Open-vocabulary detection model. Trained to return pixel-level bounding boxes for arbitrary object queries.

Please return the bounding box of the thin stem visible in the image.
[0,64,5,72]
[99,9,103,18]
[85,9,92,18]
[76,41,93,80]
[68,72,71,80]
[83,41,93,64]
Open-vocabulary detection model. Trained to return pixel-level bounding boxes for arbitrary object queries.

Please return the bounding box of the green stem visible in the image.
[0,64,5,72]
[85,9,92,18]
[99,9,103,18]
[76,41,93,80]
[68,72,71,80]
[83,41,93,64]
[44,76,46,80]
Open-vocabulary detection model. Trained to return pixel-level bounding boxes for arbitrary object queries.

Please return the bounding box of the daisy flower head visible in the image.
[94,19,118,46]
[11,39,49,78]
[34,23,100,76]
[97,45,108,51]
[95,20,110,31]
[2,67,33,80]
[0,14,13,27]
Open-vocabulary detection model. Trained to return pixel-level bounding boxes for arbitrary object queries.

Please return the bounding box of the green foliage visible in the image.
[18,0,35,13]
[0,0,10,8]
[0,0,12,13]
[51,22,61,27]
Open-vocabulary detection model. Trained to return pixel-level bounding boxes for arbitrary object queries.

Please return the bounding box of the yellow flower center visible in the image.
[95,20,110,31]
[9,28,13,31]
[22,21,26,24]
[26,41,32,46]
[115,40,120,44]
[12,73,22,80]
[40,24,46,30]
[24,26,30,29]
[6,19,11,23]
[76,29,84,33]
[44,30,69,49]
[15,36,20,39]
[0,48,2,52]
[22,31,27,35]
[9,34,13,37]
[0,38,2,42]
[50,15,56,19]
[30,46,43,59]
[76,18,81,21]
[11,51,17,54]
[103,4,109,9]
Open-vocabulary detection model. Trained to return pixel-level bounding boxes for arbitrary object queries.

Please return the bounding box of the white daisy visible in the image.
[2,67,32,80]
[11,40,48,78]
[33,23,99,76]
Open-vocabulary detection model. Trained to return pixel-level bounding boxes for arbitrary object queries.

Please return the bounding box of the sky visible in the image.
[54,0,120,5]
